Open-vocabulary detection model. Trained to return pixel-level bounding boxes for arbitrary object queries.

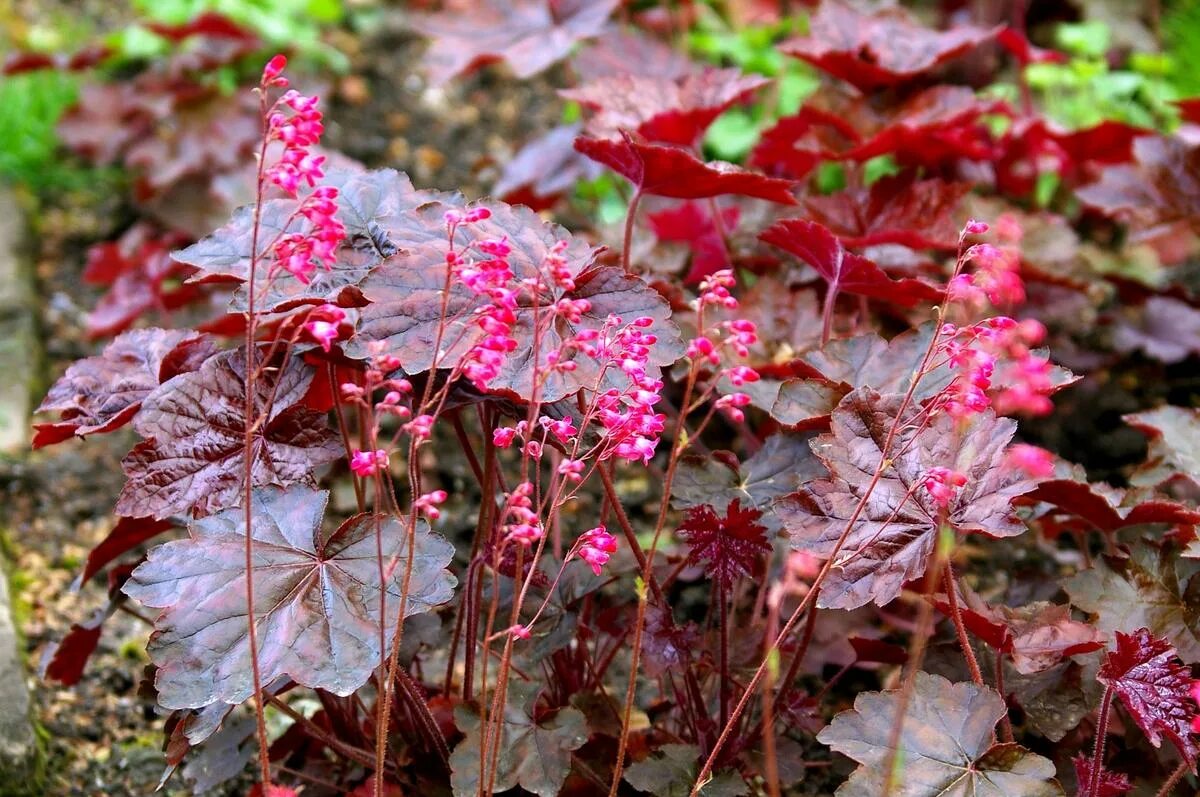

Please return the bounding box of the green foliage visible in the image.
[1164,0,1200,97]
[1025,22,1179,131]
[0,71,80,190]
[689,9,818,161]
[115,0,347,70]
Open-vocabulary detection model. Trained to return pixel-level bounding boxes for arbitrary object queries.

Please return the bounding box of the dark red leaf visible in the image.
[1025,478,1200,534]
[493,124,603,211]
[575,132,798,203]
[750,105,860,179]
[646,201,740,284]
[34,328,216,448]
[116,348,342,519]
[759,219,942,308]
[77,516,176,587]
[1178,98,1200,126]
[677,499,771,587]
[781,2,1002,91]
[997,28,1067,66]
[354,197,684,402]
[802,175,972,251]
[3,45,111,75]
[1072,755,1132,797]
[948,594,1104,674]
[410,0,619,86]
[123,485,456,709]
[776,388,1039,609]
[1098,628,1199,762]
[848,636,909,665]
[143,12,258,43]
[561,68,768,146]
[1078,136,1200,239]
[39,596,126,686]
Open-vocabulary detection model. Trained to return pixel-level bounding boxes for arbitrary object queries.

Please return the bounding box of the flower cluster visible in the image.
[687,269,761,423]
[582,316,667,463]
[502,481,541,545]
[951,218,1025,310]
[573,526,618,575]
[936,317,1055,418]
[258,57,346,284]
[1005,444,1055,479]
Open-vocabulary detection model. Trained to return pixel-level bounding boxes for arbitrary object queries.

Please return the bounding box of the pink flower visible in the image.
[405,414,435,440]
[1005,444,1055,479]
[575,526,618,575]
[508,624,531,640]
[414,489,449,520]
[303,304,346,352]
[493,427,517,448]
[923,467,968,510]
[557,458,585,483]
[262,54,288,85]
[350,448,389,477]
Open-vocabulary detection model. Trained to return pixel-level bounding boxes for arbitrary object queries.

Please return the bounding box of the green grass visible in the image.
[0,71,80,191]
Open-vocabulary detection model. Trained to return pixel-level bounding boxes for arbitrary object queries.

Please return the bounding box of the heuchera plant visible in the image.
[31,2,1200,796]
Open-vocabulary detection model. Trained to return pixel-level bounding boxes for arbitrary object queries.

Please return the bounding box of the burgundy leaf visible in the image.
[123,485,456,709]
[142,11,257,43]
[116,348,342,519]
[782,3,1001,91]
[77,515,176,587]
[1097,628,1199,762]
[1025,478,1200,534]
[34,329,216,448]
[410,0,618,86]
[81,225,204,339]
[642,606,700,678]
[646,201,739,284]
[760,219,942,308]
[750,105,860,179]
[817,672,1060,796]
[1072,755,1132,797]
[561,68,768,146]
[802,175,972,251]
[950,596,1104,674]
[353,198,683,402]
[39,597,124,686]
[574,132,798,203]
[776,388,1038,609]
[493,124,603,211]
[1078,136,1200,238]
[753,87,1004,177]
[677,499,772,587]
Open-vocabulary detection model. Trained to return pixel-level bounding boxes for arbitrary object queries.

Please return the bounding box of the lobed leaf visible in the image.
[124,485,456,709]
[776,388,1038,609]
[818,671,1061,796]
[116,347,342,519]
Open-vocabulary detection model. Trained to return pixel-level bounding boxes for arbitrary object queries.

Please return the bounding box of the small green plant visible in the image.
[1025,21,1179,130]
[0,71,80,190]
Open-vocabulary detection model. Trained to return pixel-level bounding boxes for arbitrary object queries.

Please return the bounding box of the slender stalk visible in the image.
[995,646,1014,743]
[1087,687,1115,797]
[242,86,274,791]
[718,581,730,730]
[820,287,837,346]
[621,189,643,273]
[942,563,984,687]
[1153,760,1190,797]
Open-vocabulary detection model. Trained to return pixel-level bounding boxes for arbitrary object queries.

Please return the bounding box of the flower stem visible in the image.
[1087,686,1115,797]
[1153,760,1190,797]
[622,189,642,274]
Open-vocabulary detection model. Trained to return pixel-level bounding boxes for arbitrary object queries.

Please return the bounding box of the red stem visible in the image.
[622,189,643,274]
[1087,686,1115,797]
